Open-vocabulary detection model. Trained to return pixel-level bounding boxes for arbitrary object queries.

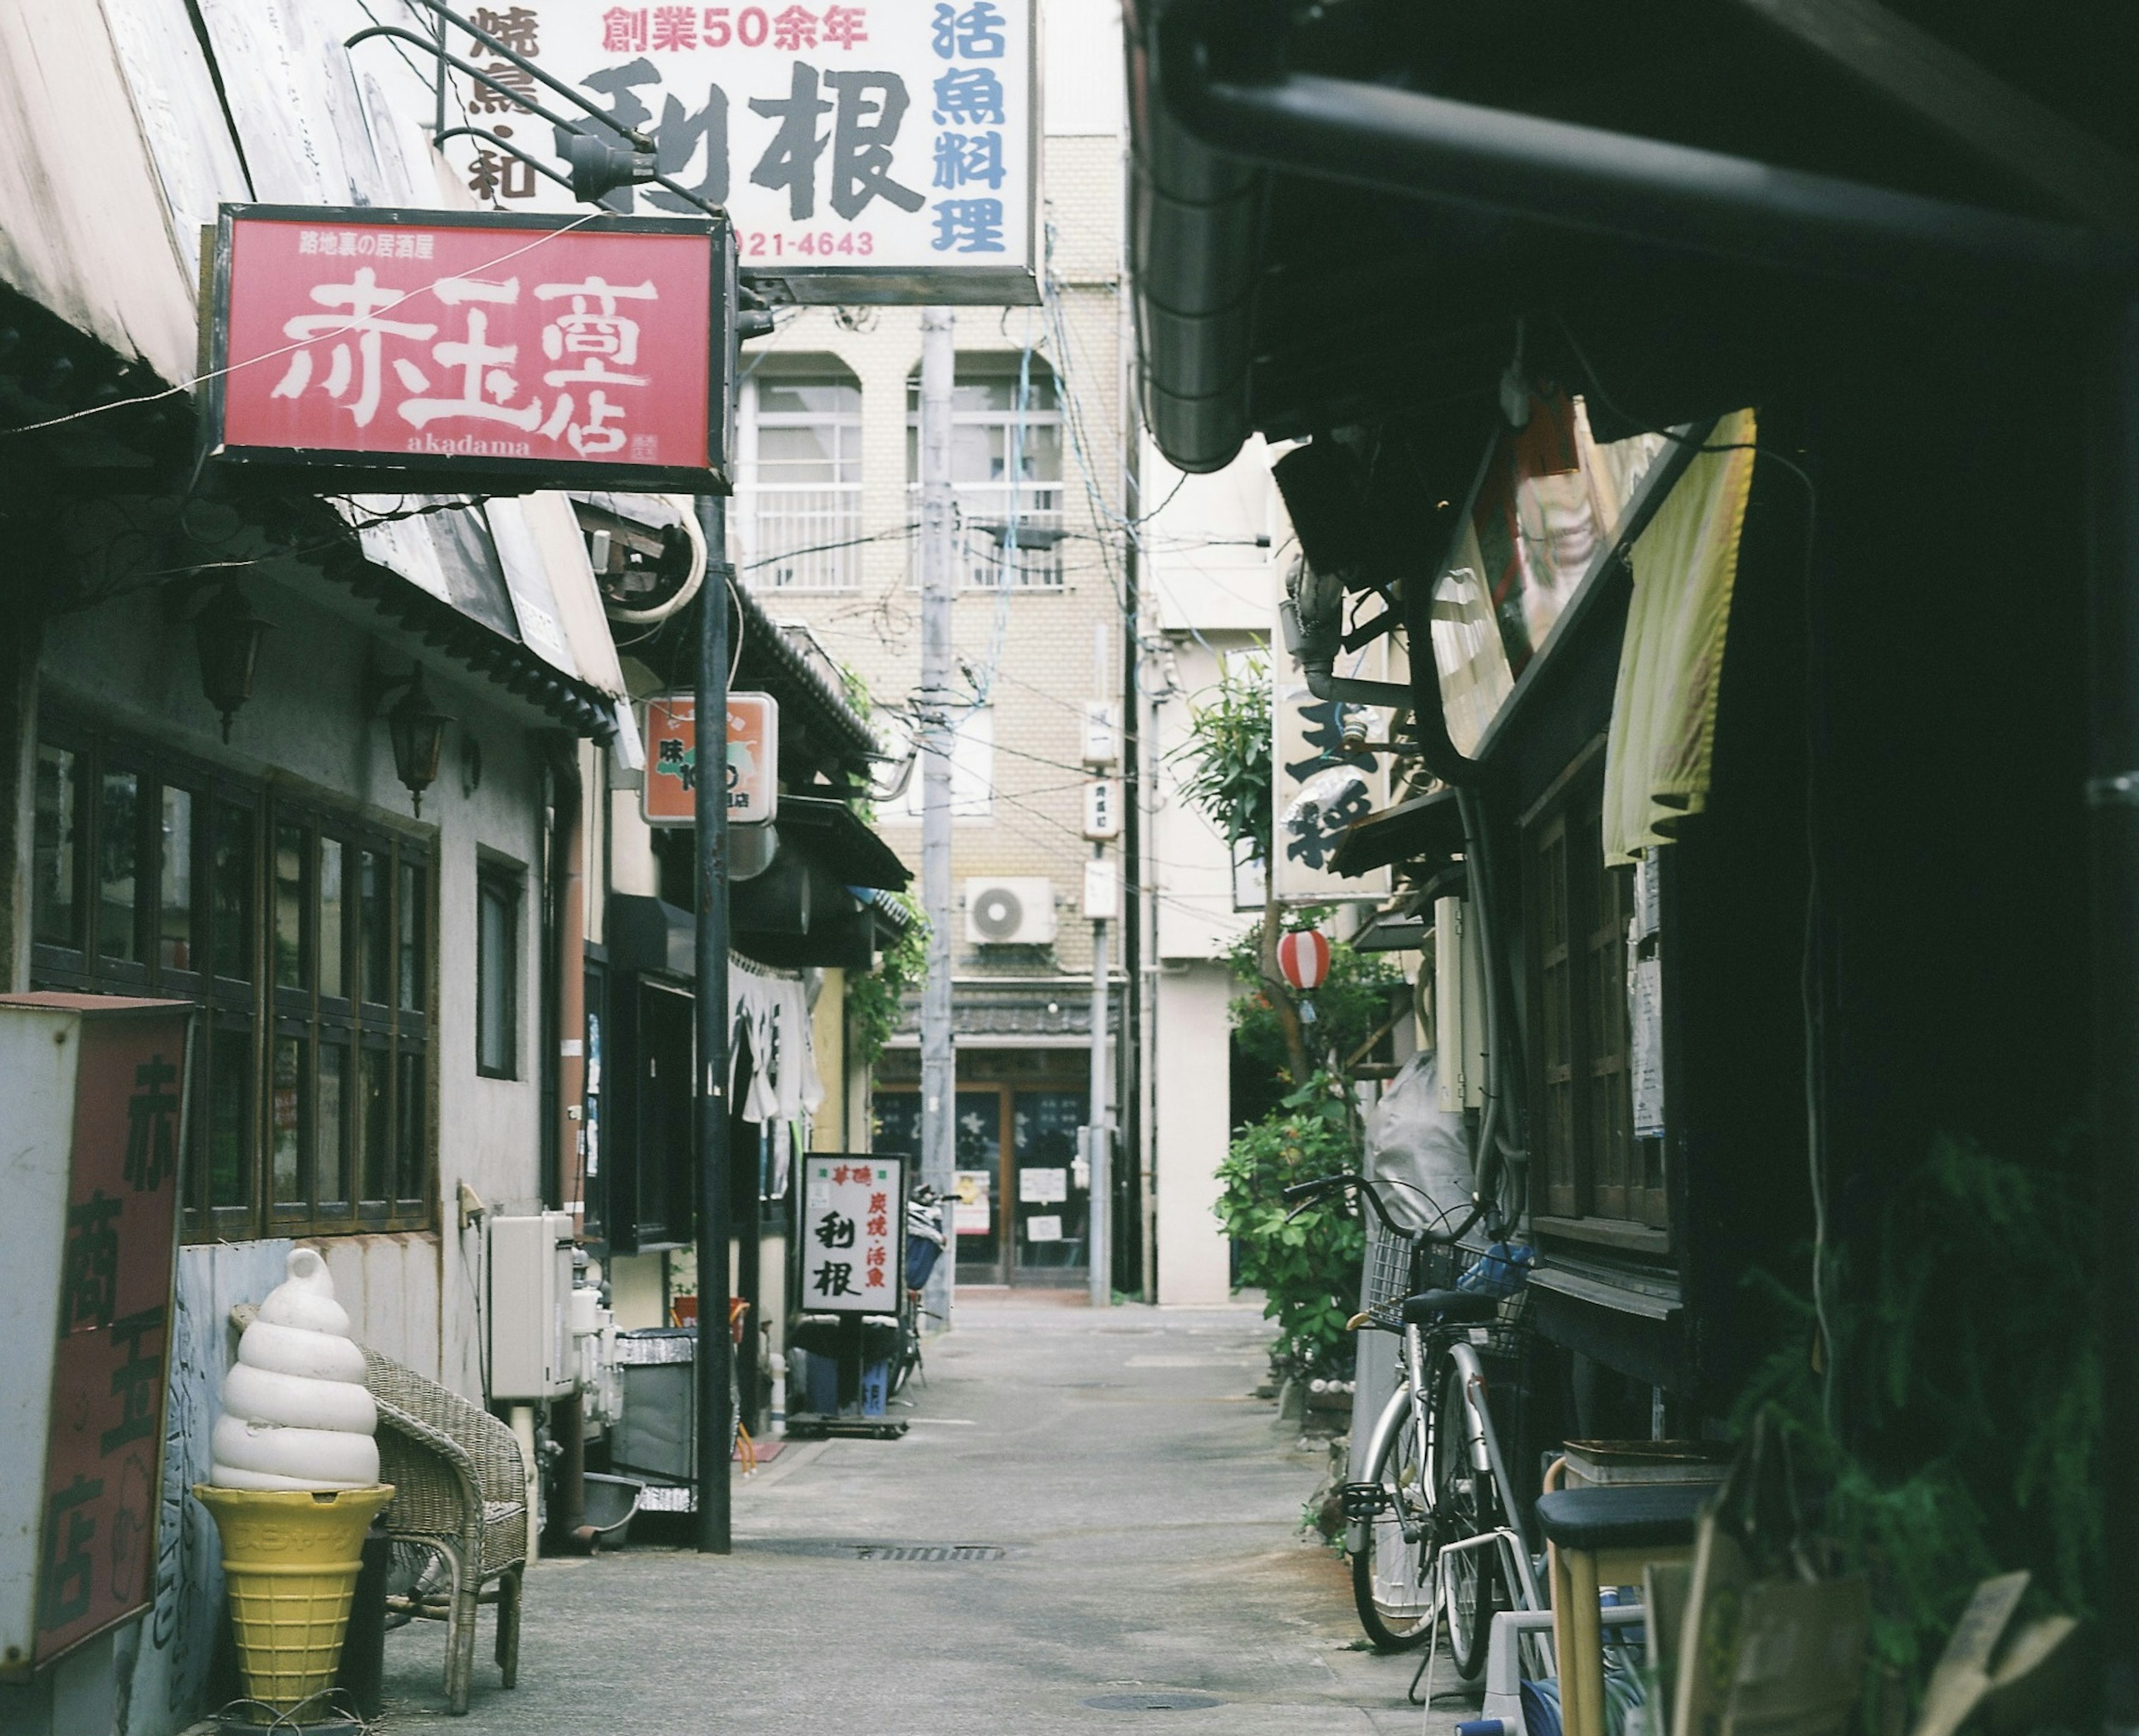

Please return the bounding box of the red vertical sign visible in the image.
[37,1004,190,1664]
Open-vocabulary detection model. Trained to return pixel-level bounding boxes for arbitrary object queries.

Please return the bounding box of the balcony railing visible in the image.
[907,483,1067,589]
[740,484,865,593]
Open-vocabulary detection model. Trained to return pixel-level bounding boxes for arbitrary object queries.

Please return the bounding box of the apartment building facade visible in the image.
[730,0,1135,1292]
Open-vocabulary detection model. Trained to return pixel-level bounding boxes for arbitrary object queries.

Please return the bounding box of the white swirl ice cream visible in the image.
[209,1248,380,1491]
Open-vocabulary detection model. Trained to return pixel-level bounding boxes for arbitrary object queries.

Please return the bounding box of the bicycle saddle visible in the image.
[1399,1287,1501,1326]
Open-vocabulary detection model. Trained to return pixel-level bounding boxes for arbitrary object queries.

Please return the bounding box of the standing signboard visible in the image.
[800,1155,903,1311]
[1,996,192,1681]
[434,1,1039,304]
[643,691,780,825]
[203,204,736,492]
[1271,678,1393,903]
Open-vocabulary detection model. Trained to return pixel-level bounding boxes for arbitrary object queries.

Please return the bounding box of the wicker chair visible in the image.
[361,1348,529,1715]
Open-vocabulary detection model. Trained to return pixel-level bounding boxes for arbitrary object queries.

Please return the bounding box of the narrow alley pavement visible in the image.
[377,1303,1473,1733]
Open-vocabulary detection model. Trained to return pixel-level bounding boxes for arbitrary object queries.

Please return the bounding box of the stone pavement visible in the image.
[377,1301,1485,1734]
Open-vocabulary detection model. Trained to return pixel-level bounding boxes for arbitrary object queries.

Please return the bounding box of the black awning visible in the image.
[774,796,912,892]
[1331,786,1464,878]
[1354,915,1427,953]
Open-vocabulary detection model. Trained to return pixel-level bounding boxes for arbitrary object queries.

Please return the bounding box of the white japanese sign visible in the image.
[803,1155,902,1310]
[1272,679,1393,903]
[1081,777,1121,840]
[439,1,1038,302]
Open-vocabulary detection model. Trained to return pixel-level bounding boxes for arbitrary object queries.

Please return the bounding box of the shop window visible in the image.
[1523,753,1668,1237]
[30,714,433,1242]
[906,354,1066,589]
[477,864,522,1079]
[738,359,864,593]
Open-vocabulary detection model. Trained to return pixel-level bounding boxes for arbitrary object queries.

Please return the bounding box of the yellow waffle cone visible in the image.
[194,1484,394,1722]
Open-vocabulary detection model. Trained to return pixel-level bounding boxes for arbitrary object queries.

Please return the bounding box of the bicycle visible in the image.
[892,1185,946,1397]
[1280,1171,1542,1689]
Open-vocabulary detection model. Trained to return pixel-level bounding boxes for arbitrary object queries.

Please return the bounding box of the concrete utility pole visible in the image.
[694,493,734,1555]
[1087,621,1112,1310]
[917,307,958,1333]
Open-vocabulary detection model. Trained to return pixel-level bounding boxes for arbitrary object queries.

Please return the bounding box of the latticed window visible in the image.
[32,714,433,1242]
[907,354,1066,589]
[1524,752,1666,1234]
[739,361,863,593]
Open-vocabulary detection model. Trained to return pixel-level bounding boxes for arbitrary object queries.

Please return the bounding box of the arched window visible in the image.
[906,353,1065,589]
[738,355,863,592]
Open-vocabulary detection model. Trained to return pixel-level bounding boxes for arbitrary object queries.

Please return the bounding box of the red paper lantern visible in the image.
[1277,927,1331,993]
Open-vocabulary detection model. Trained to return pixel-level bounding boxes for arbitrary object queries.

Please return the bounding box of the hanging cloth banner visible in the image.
[727,955,825,1126]
[1602,409,1759,865]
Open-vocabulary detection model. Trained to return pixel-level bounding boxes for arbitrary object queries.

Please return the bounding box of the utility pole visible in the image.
[1087,622,1112,1310]
[694,493,734,1554]
[918,307,958,1334]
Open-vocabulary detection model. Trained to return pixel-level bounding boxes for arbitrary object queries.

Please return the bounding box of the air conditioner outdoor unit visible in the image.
[965,877,1056,946]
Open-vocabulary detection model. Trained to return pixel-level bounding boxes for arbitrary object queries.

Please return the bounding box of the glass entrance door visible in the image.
[874,1082,1090,1287]
[1010,1090,1087,1278]
[953,1089,1004,1281]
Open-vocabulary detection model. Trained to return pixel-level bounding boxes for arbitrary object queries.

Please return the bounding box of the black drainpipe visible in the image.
[2090,297,2139,1734]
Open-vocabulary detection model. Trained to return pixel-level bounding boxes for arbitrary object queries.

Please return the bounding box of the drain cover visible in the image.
[744,1539,1013,1561]
[1082,1694,1224,1712]
[851,1543,1007,1562]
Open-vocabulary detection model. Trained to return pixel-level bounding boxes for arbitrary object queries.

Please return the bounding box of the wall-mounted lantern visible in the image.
[193,580,272,742]
[387,666,453,815]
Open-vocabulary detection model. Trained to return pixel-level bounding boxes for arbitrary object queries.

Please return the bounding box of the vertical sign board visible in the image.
[0,996,191,1680]
[1271,679,1393,903]
[204,205,735,492]
[433,1,1038,304]
[642,692,780,825]
[801,1156,903,1310]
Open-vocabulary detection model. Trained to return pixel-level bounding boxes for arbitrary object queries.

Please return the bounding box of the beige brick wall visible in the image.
[738,126,1126,981]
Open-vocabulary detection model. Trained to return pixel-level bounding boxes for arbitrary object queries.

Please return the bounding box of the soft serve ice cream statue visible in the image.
[210,1248,380,1490]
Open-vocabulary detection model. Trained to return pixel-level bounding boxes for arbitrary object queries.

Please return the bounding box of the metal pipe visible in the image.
[1153,2,2120,295]
[434,126,578,195]
[694,495,734,1555]
[370,0,653,148]
[1087,916,1111,1308]
[545,739,586,1541]
[2089,295,2139,1736]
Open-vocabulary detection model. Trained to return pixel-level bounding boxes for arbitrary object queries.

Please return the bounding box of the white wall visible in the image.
[1142,433,1285,634]
[1154,961,1233,1304]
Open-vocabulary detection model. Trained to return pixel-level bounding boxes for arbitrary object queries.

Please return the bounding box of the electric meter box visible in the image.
[487,1209,577,1401]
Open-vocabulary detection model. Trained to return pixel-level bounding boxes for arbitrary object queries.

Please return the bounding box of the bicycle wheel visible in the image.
[1432,1361,1502,1683]
[1350,1398,1436,1651]
[890,1304,921,1396]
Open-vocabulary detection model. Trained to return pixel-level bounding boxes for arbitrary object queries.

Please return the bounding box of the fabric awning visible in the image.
[1602,410,1759,865]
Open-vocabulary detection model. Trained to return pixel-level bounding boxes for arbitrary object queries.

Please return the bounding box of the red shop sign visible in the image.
[202,204,735,493]
[0,995,191,1680]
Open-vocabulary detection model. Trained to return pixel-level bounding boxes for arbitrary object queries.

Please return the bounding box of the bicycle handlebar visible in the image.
[1281,1171,1487,1245]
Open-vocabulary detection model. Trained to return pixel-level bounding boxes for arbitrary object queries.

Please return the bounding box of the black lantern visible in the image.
[194,580,271,742]
[387,666,453,815]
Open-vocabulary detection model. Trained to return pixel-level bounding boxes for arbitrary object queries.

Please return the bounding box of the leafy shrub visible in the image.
[1215,1075,1365,1382]
[1737,1134,2099,1719]
[846,892,926,1072]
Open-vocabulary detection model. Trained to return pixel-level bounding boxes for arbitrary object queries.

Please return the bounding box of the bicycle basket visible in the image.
[1360,1221,1419,1312]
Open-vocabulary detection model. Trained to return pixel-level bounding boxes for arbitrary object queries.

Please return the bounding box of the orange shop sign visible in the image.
[642,692,779,827]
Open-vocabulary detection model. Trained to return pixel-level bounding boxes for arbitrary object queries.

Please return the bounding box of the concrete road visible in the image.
[378,1302,1485,1733]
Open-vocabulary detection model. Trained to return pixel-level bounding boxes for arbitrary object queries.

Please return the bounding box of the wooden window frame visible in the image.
[30,712,434,1243]
[476,860,523,1082]
[1522,750,1669,1240]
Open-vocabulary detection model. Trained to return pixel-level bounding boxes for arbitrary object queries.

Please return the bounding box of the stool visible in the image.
[1536,1476,1712,1736]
